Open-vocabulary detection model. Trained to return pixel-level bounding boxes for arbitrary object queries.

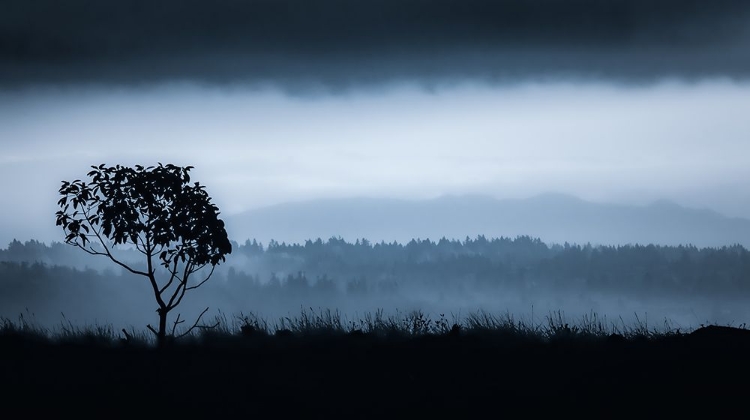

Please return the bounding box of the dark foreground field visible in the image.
[2,313,750,417]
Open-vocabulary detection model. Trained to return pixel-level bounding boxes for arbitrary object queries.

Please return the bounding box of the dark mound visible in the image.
[688,325,750,343]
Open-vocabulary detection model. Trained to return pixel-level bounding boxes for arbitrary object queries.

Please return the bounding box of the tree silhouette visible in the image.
[55,163,232,346]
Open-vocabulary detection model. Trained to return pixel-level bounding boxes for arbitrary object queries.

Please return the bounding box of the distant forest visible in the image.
[2,236,749,302]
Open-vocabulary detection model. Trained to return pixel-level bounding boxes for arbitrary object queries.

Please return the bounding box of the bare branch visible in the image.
[175,307,218,339]
[135,232,148,253]
[189,261,209,275]
[146,324,158,337]
[135,245,149,256]
[120,329,132,343]
[159,258,181,295]
[171,313,185,336]
[145,236,167,310]
[186,265,216,291]
[167,259,193,310]
[151,243,166,259]
[71,242,105,256]
[70,241,150,277]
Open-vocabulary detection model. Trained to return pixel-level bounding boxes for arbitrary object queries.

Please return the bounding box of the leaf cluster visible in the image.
[55,163,232,268]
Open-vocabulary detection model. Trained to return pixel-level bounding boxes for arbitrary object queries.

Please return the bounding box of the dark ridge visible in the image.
[689,325,750,343]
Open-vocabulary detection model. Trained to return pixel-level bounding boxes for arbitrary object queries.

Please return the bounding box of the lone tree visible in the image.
[56,163,232,346]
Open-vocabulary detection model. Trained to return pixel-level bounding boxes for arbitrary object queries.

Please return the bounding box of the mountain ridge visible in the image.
[225,194,750,248]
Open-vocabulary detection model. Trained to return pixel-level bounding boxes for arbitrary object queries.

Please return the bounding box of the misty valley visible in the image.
[3,237,749,333]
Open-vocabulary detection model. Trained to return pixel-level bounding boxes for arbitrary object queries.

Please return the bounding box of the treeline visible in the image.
[0,239,118,270]
[3,236,749,300]
[225,236,750,299]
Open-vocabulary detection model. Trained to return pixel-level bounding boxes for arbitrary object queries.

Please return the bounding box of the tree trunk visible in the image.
[157,308,168,348]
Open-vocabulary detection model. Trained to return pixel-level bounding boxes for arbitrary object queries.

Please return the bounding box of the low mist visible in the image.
[3,237,748,333]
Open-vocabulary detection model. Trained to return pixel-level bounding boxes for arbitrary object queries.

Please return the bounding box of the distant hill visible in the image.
[225,193,750,248]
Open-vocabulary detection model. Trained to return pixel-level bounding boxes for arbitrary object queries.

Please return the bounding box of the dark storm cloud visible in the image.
[2,0,749,88]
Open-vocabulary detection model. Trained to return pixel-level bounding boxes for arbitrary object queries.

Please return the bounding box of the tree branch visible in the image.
[171,313,185,337]
[135,231,148,254]
[152,243,166,259]
[159,258,180,295]
[78,205,150,277]
[185,265,216,291]
[71,242,150,277]
[166,260,193,310]
[188,261,209,275]
[145,235,167,310]
[175,307,218,339]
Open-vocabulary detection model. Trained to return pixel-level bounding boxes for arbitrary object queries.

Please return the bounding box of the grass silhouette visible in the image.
[2,308,749,417]
[0,307,698,347]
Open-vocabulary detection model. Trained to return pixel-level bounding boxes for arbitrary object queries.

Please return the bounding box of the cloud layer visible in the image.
[2,0,750,89]
[1,80,749,248]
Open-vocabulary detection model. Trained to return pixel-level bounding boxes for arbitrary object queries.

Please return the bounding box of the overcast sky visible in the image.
[1,0,749,245]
